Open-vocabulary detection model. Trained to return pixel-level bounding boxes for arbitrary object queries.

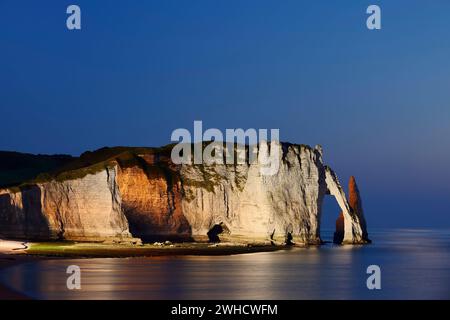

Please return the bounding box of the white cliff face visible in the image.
[0,143,369,245]
[180,142,368,244]
[324,167,365,244]
[0,167,133,242]
[180,144,324,243]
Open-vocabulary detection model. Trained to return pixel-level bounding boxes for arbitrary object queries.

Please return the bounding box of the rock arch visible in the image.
[324,168,370,244]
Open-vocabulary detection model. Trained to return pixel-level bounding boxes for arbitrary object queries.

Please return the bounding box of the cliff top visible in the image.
[0,142,316,191]
[0,146,173,190]
[0,151,74,189]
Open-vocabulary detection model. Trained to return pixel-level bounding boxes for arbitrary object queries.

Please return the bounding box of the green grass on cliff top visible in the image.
[26,242,284,258]
[3,145,176,191]
[2,142,315,192]
[0,152,74,189]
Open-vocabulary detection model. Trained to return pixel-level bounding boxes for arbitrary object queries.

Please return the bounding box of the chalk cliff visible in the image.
[0,143,370,245]
[0,168,134,243]
[333,176,370,244]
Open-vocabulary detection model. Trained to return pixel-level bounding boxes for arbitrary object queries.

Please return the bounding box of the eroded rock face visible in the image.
[348,176,370,242]
[180,143,327,244]
[116,155,192,242]
[0,168,135,243]
[333,212,344,244]
[0,143,369,245]
[332,176,370,244]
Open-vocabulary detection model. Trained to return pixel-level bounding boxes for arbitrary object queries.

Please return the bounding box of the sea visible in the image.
[1,229,449,299]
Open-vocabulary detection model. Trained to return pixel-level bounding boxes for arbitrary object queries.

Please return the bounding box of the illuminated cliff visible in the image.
[0,143,370,245]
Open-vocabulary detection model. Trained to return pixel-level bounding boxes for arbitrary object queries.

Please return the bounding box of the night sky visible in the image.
[1,1,449,229]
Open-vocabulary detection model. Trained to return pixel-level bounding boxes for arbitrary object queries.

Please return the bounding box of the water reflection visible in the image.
[0,229,449,299]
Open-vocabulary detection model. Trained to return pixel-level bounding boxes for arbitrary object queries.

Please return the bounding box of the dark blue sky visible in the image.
[1,1,449,229]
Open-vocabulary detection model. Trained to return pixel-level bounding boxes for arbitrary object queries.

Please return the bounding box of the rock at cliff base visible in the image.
[333,212,344,244]
[348,176,370,242]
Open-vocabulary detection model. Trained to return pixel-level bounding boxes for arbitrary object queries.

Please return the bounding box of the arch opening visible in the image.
[320,195,343,243]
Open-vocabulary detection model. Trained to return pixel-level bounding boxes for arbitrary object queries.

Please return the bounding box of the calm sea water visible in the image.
[1,229,449,299]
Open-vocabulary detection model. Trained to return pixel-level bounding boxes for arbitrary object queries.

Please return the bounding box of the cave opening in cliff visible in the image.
[207,223,230,243]
[321,196,342,243]
[285,232,294,246]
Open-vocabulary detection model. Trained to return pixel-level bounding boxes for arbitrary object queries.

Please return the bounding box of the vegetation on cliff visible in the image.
[0,142,312,194]
[0,151,73,189]
[26,241,284,257]
[0,145,177,192]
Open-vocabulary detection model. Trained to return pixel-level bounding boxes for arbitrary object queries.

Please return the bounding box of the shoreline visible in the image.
[0,240,289,299]
[25,241,289,258]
